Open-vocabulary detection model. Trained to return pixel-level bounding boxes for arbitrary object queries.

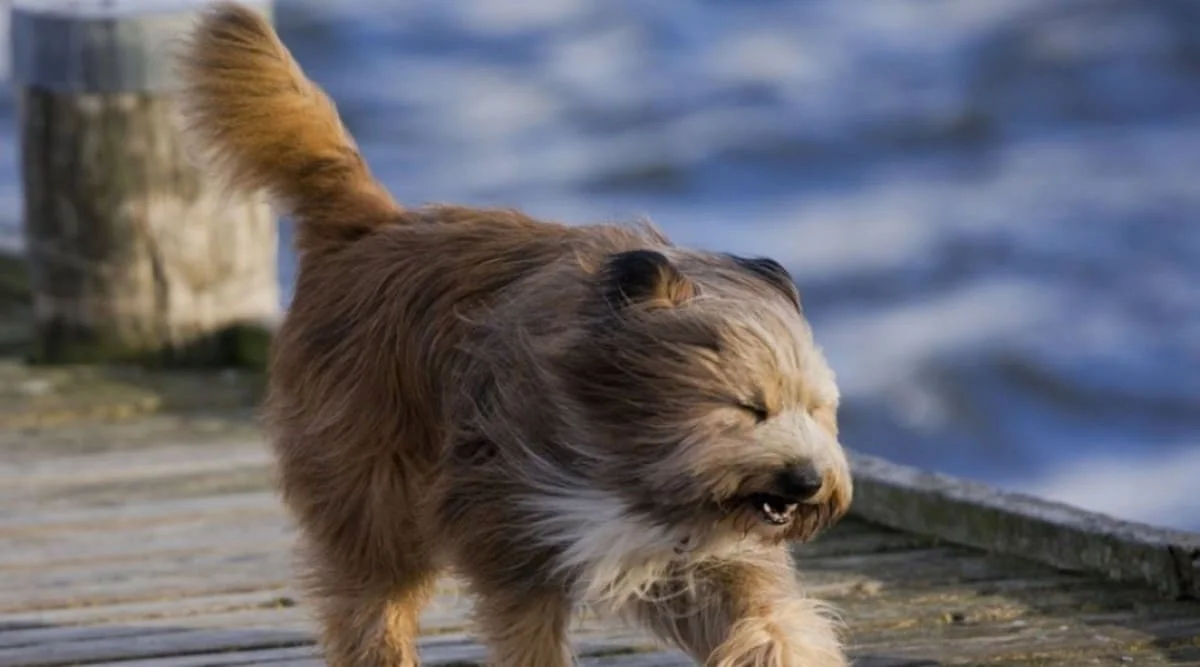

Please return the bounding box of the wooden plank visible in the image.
[79,645,321,667]
[0,513,292,569]
[0,491,278,534]
[0,590,301,628]
[75,637,680,667]
[3,466,276,513]
[0,441,271,491]
[0,621,657,667]
[0,567,295,615]
[31,601,619,645]
[0,582,463,629]
[0,412,261,464]
[0,543,290,600]
[849,596,1200,647]
[0,626,307,667]
[848,451,1200,599]
[0,606,311,649]
[0,594,485,650]
[851,613,1200,662]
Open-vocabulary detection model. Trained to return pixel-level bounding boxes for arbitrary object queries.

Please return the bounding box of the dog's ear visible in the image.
[728,255,800,309]
[601,249,696,308]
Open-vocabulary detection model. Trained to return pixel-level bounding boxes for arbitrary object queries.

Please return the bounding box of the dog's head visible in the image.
[556,248,852,548]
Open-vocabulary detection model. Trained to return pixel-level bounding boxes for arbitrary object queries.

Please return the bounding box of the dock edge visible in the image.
[845,450,1200,600]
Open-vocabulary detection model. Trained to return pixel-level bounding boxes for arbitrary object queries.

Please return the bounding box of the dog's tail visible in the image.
[176,1,401,254]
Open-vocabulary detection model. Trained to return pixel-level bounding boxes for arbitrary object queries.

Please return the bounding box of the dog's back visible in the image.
[176,1,569,520]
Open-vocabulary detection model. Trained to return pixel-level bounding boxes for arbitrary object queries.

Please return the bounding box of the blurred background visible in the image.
[1,0,1197,531]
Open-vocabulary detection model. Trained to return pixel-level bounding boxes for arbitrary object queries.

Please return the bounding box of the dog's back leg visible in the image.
[273,427,440,667]
[305,551,437,667]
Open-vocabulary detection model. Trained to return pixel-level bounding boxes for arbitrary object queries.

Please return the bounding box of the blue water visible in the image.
[2,0,1198,530]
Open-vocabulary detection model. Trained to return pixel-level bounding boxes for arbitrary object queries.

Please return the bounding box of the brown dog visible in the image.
[176,3,853,665]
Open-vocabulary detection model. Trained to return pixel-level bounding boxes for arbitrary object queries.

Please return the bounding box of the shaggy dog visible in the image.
[176,3,853,665]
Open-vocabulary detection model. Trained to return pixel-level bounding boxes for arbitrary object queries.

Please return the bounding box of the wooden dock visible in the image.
[1,361,1199,666]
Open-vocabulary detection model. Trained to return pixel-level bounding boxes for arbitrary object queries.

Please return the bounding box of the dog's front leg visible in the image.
[625,548,847,667]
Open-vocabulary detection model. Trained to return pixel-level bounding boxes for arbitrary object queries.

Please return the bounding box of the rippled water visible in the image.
[2,0,1198,530]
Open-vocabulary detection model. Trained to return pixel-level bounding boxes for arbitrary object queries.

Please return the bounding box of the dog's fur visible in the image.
[176,4,854,666]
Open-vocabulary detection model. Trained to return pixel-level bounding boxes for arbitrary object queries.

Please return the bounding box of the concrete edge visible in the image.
[846,450,1200,599]
[11,0,274,94]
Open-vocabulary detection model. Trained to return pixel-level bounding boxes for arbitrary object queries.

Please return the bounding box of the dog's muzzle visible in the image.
[747,462,825,526]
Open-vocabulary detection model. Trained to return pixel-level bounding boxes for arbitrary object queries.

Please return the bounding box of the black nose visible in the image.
[774,463,824,502]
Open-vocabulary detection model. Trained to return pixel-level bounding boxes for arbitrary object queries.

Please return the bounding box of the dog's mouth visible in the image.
[747,493,799,526]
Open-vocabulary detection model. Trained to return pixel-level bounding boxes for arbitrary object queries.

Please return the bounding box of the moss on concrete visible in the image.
[2,248,273,371]
[0,250,32,356]
[0,251,29,303]
[0,358,265,430]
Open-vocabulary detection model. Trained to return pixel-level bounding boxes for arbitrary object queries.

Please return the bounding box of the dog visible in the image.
[176,3,853,665]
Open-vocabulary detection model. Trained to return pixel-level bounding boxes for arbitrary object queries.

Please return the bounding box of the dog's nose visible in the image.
[774,463,824,503]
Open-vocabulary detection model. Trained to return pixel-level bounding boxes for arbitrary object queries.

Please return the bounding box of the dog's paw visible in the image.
[709,617,848,667]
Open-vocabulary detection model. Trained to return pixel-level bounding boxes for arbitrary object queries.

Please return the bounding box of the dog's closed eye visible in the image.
[737,402,770,424]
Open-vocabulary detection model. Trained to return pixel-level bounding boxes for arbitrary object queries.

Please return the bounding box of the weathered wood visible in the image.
[11,0,274,94]
[0,622,657,667]
[0,490,277,533]
[0,625,309,667]
[0,534,291,596]
[12,0,280,367]
[1,405,1199,665]
[80,645,322,667]
[0,589,302,628]
[848,450,1200,600]
[0,439,270,488]
[1,466,275,514]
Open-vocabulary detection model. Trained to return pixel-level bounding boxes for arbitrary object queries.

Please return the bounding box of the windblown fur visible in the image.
[177,4,854,666]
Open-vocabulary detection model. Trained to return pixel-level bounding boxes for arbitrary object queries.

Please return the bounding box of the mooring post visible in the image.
[11,0,279,367]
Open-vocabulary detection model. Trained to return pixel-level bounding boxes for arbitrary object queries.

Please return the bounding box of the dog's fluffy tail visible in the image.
[176,1,401,254]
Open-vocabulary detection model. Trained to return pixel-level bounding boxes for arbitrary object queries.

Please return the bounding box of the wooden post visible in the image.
[11,0,279,367]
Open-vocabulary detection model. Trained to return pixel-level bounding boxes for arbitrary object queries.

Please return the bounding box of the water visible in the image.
[2,0,1198,530]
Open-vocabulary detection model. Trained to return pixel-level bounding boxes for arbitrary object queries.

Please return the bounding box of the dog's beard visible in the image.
[790,502,837,542]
